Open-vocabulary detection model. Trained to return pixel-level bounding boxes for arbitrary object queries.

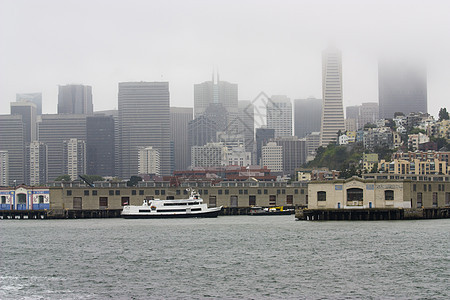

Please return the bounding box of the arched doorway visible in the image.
[17,193,27,210]
[347,188,363,206]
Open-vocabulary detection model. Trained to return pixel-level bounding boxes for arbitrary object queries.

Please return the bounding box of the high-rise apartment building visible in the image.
[27,141,48,185]
[11,101,37,143]
[267,95,292,138]
[58,84,93,115]
[320,47,345,146]
[261,142,283,173]
[170,107,193,171]
[359,102,379,128]
[0,115,25,184]
[294,98,322,138]
[191,142,227,168]
[118,82,171,178]
[63,138,86,181]
[305,132,321,160]
[0,151,9,186]
[16,93,42,115]
[138,146,160,175]
[378,59,427,119]
[37,114,87,181]
[86,115,115,176]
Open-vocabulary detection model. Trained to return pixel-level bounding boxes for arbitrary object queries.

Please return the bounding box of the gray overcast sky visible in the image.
[1,0,449,117]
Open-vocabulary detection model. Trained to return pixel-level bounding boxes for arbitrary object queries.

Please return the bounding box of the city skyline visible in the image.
[1,0,450,118]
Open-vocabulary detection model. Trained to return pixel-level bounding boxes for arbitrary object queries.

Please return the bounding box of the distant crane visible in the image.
[78,175,94,187]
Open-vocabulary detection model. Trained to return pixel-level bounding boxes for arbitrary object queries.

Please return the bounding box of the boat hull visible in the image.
[122,207,222,219]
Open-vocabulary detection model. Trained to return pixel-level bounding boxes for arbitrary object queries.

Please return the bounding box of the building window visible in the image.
[249,195,256,206]
[139,190,144,195]
[424,184,427,192]
[385,190,394,201]
[428,184,432,192]
[432,192,438,207]
[413,184,416,192]
[317,191,326,201]
[269,195,276,206]
[67,190,72,196]
[287,195,293,205]
[99,197,108,208]
[218,189,222,195]
[38,195,44,204]
[277,189,281,195]
[176,190,180,195]
[109,190,114,196]
[183,189,188,195]
[225,189,229,195]
[257,189,261,194]
[115,190,120,196]
[155,190,160,195]
[294,189,298,194]
[239,189,243,195]
[92,190,97,196]
[161,190,166,195]
[84,190,89,196]
[301,189,305,194]
[209,196,217,207]
[244,189,248,195]
[446,192,450,206]
[264,189,268,195]
[132,190,137,195]
[121,197,129,206]
[203,190,208,195]
[282,189,285,194]
[417,192,423,208]
[1,196,6,204]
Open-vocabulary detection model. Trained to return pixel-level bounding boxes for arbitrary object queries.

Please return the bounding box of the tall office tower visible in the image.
[191,142,226,168]
[188,115,218,147]
[138,146,160,175]
[238,101,255,153]
[118,82,171,178]
[63,138,86,181]
[261,142,283,173]
[0,115,25,184]
[204,103,230,133]
[274,136,307,175]
[37,114,87,181]
[194,75,238,118]
[320,47,345,146]
[266,95,292,138]
[10,102,37,143]
[346,105,360,130]
[94,109,119,177]
[58,84,93,115]
[294,98,322,138]
[378,59,427,119]
[170,107,193,171]
[27,141,48,185]
[86,115,115,176]
[359,102,379,128]
[16,93,42,115]
[0,151,9,186]
[255,127,275,165]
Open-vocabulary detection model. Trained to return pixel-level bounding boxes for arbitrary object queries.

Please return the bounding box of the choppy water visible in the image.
[0,216,449,299]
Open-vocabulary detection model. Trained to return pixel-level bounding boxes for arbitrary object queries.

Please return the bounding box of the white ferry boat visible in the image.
[121,190,222,219]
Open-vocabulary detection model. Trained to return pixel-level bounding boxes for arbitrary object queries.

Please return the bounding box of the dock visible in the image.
[296,208,450,221]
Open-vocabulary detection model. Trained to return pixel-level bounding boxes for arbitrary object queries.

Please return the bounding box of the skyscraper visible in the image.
[86,115,115,176]
[194,75,238,118]
[267,95,292,138]
[294,97,322,138]
[170,107,193,171]
[37,114,87,181]
[138,146,160,175]
[58,84,93,115]
[0,151,9,186]
[11,101,37,143]
[118,82,171,178]
[274,136,307,176]
[378,59,427,119]
[16,93,42,115]
[238,100,255,153]
[0,115,25,184]
[320,47,345,146]
[27,141,48,186]
[255,127,275,165]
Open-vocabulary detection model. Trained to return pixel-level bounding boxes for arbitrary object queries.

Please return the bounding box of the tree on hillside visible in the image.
[438,108,449,121]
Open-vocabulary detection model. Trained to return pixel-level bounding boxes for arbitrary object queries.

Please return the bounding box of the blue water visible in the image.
[1,216,449,299]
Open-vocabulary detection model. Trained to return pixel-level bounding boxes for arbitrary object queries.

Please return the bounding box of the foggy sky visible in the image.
[1,0,449,117]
